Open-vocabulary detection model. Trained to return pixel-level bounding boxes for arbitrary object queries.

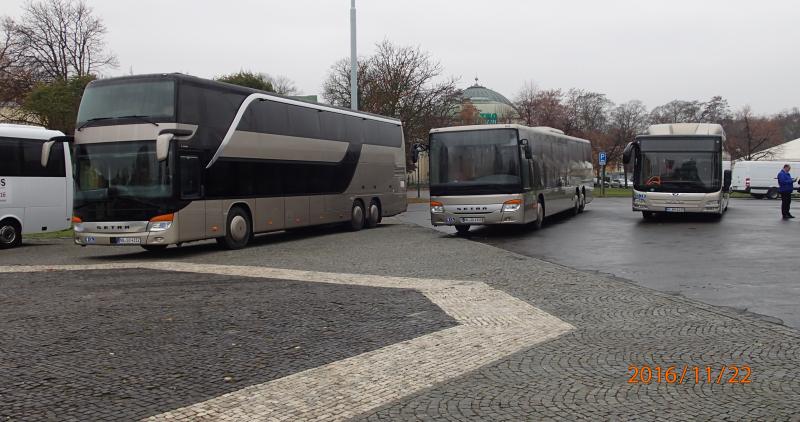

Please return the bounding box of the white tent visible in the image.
[759,138,800,160]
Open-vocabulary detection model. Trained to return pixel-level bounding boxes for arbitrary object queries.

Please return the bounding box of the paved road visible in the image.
[400,197,800,329]
[1,220,798,420]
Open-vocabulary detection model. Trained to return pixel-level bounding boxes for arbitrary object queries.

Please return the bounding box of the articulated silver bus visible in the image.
[622,123,731,219]
[72,74,407,251]
[429,124,593,234]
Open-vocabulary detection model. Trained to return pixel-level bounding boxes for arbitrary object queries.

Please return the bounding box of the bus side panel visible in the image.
[20,177,69,234]
[285,197,309,228]
[205,200,224,237]
[178,201,206,242]
[345,144,406,216]
[254,197,284,232]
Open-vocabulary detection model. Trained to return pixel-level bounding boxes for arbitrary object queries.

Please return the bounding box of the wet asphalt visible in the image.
[400,196,800,329]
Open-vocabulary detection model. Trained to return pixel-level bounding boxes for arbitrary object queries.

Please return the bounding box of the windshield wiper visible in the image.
[77,117,114,131]
[117,115,159,127]
[77,115,159,131]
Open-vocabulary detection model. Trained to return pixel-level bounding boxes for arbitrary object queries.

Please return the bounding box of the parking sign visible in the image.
[599,152,607,166]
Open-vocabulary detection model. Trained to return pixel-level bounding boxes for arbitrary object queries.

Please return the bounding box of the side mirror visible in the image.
[520,139,532,159]
[723,170,732,190]
[156,133,173,162]
[622,141,635,165]
[41,140,55,167]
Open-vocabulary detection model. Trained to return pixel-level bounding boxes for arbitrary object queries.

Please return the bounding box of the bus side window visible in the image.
[0,138,22,176]
[180,155,202,199]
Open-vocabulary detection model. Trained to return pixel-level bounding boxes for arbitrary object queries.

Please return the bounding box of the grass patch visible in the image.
[27,228,74,239]
[594,187,633,198]
[407,197,429,204]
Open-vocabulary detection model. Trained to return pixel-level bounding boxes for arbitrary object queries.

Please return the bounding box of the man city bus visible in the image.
[71,73,407,251]
[622,123,731,219]
[428,124,593,234]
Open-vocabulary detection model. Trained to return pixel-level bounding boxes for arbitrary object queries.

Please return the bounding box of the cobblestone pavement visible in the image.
[2,221,800,420]
[0,267,457,421]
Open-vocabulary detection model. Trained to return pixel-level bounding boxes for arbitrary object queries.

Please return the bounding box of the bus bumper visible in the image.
[430,195,530,226]
[632,191,724,214]
[73,221,180,246]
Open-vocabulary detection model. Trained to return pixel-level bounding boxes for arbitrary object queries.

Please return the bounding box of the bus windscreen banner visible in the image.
[638,137,720,152]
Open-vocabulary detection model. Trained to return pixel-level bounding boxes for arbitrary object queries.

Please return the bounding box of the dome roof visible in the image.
[462,81,513,106]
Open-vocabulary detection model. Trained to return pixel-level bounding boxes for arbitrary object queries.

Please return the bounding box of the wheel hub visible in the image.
[0,225,16,244]
[230,215,248,241]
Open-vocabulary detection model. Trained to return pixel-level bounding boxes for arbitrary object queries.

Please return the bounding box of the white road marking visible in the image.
[2,263,573,421]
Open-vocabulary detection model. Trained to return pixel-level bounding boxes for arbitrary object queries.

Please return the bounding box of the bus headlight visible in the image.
[430,201,444,213]
[73,223,85,233]
[147,221,172,232]
[147,213,174,231]
[502,199,522,212]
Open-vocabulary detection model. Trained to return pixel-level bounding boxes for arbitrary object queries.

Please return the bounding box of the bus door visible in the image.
[177,150,206,241]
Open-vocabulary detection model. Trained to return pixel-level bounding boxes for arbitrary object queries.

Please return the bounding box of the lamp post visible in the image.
[350,0,357,111]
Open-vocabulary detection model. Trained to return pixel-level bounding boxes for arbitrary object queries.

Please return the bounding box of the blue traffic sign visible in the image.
[599,151,607,166]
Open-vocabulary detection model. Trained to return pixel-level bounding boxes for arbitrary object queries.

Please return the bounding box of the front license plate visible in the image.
[460,217,484,223]
[665,207,685,213]
[112,237,142,245]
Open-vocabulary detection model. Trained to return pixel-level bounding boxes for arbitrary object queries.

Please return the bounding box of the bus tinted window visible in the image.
[0,138,22,176]
[0,138,64,177]
[288,105,321,139]
[319,111,347,142]
[179,83,244,129]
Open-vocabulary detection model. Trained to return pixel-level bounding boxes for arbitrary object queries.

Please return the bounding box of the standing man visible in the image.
[777,164,795,219]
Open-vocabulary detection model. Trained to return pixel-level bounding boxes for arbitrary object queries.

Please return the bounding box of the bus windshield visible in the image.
[429,129,521,194]
[636,151,721,192]
[74,141,172,201]
[77,80,175,126]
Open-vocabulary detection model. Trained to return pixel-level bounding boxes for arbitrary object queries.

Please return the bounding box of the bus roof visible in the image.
[645,123,724,137]
[430,124,591,144]
[0,123,64,140]
[88,73,402,125]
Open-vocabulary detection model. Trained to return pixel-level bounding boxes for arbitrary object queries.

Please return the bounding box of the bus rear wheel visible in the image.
[218,206,251,249]
[366,199,381,228]
[349,200,366,231]
[0,219,21,249]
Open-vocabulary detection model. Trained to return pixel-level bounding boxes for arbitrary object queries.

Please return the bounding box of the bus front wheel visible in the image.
[0,219,21,249]
[455,224,470,235]
[533,200,545,230]
[141,245,168,252]
[219,207,251,249]
[642,211,655,220]
[766,189,779,200]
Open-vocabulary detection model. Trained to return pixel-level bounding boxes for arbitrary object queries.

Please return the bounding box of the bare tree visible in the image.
[322,40,460,168]
[699,96,731,123]
[4,0,117,82]
[726,106,784,160]
[607,100,648,186]
[649,99,703,124]
[268,75,298,96]
[514,81,538,125]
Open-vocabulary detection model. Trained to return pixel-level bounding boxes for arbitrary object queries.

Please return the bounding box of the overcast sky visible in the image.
[2,0,798,114]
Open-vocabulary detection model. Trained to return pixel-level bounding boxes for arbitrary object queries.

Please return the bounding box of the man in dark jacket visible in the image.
[777,164,795,219]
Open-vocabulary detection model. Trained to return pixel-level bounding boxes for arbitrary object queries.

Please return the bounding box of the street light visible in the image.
[350,0,357,111]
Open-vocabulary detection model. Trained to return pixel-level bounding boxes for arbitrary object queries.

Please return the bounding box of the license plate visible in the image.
[665,207,685,213]
[460,217,484,223]
[112,237,142,245]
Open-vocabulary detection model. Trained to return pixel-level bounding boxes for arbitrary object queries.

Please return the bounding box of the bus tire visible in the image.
[578,190,586,213]
[141,245,168,252]
[642,211,655,220]
[533,199,545,230]
[366,199,381,228]
[220,206,251,250]
[349,200,366,231]
[455,224,470,235]
[766,188,779,200]
[0,219,21,249]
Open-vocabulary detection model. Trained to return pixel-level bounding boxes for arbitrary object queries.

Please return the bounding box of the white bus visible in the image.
[429,124,594,234]
[730,160,800,199]
[0,124,73,248]
[622,123,731,219]
[71,74,407,251]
